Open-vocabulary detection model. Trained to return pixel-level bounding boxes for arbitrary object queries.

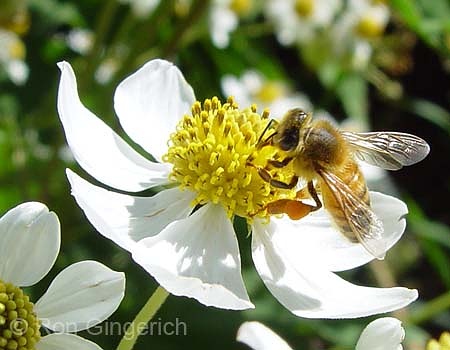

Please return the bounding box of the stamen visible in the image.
[164,96,296,219]
[0,280,41,350]
[295,0,314,18]
[356,15,385,38]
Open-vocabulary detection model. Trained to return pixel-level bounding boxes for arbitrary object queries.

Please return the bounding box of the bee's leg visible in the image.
[268,157,294,168]
[265,199,317,220]
[307,181,322,211]
[248,163,298,189]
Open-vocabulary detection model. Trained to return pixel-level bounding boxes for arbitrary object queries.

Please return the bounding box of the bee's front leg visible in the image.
[247,162,298,189]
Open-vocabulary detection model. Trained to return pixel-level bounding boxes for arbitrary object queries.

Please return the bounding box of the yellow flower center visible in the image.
[255,82,285,103]
[230,0,253,16]
[0,280,41,350]
[295,0,314,18]
[427,332,450,350]
[164,97,296,219]
[355,15,385,38]
[8,40,26,60]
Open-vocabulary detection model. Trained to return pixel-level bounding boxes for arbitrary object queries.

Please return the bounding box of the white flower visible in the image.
[237,321,293,350]
[0,29,28,85]
[57,58,417,317]
[221,70,312,118]
[265,0,342,46]
[209,0,254,48]
[66,29,94,55]
[209,0,239,48]
[356,317,405,350]
[237,317,405,350]
[95,57,120,85]
[0,202,126,349]
[118,0,161,18]
[333,0,390,69]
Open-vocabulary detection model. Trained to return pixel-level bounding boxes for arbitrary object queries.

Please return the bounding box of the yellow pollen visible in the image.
[164,96,296,219]
[0,280,41,350]
[426,332,450,350]
[255,82,285,103]
[230,0,253,16]
[295,0,314,18]
[355,15,385,38]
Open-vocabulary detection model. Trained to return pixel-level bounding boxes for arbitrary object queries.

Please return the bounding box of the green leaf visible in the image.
[390,0,422,31]
[407,198,450,288]
[391,0,450,55]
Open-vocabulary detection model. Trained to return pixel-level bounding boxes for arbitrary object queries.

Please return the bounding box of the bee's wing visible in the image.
[318,168,386,259]
[341,131,430,170]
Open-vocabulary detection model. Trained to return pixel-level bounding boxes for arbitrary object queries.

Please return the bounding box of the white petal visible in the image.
[6,60,29,85]
[210,6,238,48]
[237,321,293,350]
[0,202,60,287]
[35,261,125,332]
[114,59,195,161]
[269,192,407,272]
[66,169,195,252]
[132,203,253,310]
[57,61,171,192]
[356,317,405,350]
[37,334,103,350]
[251,220,418,319]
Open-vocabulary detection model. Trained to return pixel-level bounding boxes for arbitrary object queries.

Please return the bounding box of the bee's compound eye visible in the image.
[279,127,299,151]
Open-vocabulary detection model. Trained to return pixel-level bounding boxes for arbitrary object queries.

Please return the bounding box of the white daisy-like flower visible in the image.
[95,57,120,85]
[118,0,161,18]
[265,0,342,46]
[221,70,312,118]
[209,0,237,48]
[209,0,254,48]
[356,317,405,350]
[0,29,29,85]
[333,0,390,69]
[57,58,417,318]
[66,29,94,55]
[237,317,405,350]
[0,202,126,350]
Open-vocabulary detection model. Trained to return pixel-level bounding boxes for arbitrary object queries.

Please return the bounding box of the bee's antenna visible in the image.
[257,119,277,148]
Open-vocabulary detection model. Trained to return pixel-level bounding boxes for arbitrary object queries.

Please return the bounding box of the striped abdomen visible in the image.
[319,159,370,243]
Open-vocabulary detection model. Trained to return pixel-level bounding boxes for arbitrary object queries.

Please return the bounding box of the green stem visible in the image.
[116,286,170,350]
[408,291,450,325]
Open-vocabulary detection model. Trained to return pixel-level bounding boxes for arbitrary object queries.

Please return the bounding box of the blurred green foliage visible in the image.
[0,0,449,349]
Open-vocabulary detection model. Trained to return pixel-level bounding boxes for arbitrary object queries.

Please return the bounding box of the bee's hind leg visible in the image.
[265,199,317,220]
[307,181,322,211]
[265,181,322,220]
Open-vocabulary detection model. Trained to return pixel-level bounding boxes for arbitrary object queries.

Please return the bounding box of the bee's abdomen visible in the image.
[320,160,369,243]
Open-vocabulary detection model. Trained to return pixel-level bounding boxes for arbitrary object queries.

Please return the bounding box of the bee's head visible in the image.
[273,108,312,152]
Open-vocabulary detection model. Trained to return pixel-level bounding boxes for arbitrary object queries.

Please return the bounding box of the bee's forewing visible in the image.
[342,131,430,170]
[318,169,386,260]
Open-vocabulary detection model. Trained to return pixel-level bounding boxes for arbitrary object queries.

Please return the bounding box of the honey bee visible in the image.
[252,108,430,259]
